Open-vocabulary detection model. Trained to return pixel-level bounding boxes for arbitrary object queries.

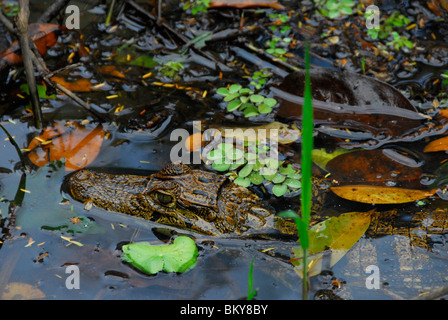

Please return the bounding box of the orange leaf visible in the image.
[330,185,436,204]
[210,0,284,9]
[98,65,126,79]
[0,23,61,66]
[424,136,448,152]
[185,132,205,152]
[439,109,448,119]
[51,76,97,92]
[27,122,105,171]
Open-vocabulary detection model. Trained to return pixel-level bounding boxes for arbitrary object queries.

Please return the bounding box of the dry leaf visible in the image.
[424,136,448,152]
[330,185,436,204]
[27,121,105,171]
[97,65,126,79]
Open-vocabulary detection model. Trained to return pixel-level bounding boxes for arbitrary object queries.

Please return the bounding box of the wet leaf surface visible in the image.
[330,185,437,204]
[27,121,105,171]
[292,211,371,277]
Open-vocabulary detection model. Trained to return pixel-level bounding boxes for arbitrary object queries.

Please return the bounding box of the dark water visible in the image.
[0,0,448,300]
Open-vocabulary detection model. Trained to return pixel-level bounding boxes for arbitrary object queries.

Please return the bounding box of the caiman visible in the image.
[64,161,448,250]
[64,161,298,238]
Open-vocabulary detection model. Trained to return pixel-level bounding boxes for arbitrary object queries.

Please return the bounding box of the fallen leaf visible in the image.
[326,149,423,188]
[424,136,448,152]
[0,23,62,67]
[210,0,284,9]
[97,65,126,79]
[1,282,45,300]
[185,132,205,152]
[27,121,105,171]
[311,148,354,171]
[292,211,372,277]
[50,76,98,92]
[330,185,436,204]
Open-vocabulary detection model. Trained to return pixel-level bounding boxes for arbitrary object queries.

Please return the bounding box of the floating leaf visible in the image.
[238,163,254,177]
[229,84,242,93]
[121,236,198,275]
[51,76,98,92]
[424,136,448,152]
[243,106,259,117]
[227,99,242,112]
[249,171,264,185]
[1,282,46,300]
[330,185,436,204]
[27,121,105,171]
[272,183,287,197]
[234,177,251,187]
[311,148,354,171]
[185,133,204,152]
[292,211,372,277]
[284,178,301,189]
[217,87,229,96]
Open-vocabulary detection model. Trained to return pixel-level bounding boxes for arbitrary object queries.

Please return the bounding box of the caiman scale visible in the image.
[65,162,297,237]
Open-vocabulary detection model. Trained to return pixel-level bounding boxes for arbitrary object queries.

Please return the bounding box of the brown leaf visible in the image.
[274,69,428,147]
[210,0,284,9]
[185,132,205,152]
[330,185,436,204]
[97,65,126,79]
[51,76,97,92]
[0,23,62,66]
[326,149,423,188]
[1,282,45,300]
[27,121,105,171]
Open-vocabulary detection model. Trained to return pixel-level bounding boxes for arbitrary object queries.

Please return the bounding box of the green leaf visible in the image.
[339,6,354,15]
[250,94,265,104]
[217,87,229,96]
[328,10,340,19]
[243,106,259,117]
[238,163,254,178]
[234,177,251,187]
[326,0,339,10]
[340,0,355,7]
[212,162,231,171]
[272,183,288,197]
[206,149,225,161]
[258,103,272,114]
[227,99,242,112]
[272,174,286,184]
[239,88,254,95]
[226,148,244,161]
[263,98,277,108]
[121,236,198,274]
[223,92,240,102]
[229,84,242,94]
[249,171,264,185]
[285,178,301,189]
[279,164,296,176]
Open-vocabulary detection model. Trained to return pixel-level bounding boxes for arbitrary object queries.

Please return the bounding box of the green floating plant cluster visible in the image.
[269,13,291,34]
[206,142,301,197]
[249,69,273,90]
[365,12,414,51]
[182,0,210,15]
[217,84,278,117]
[315,0,355,19]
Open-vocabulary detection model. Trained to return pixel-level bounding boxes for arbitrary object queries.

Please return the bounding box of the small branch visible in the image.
[16,0,43,129]
[37,0,71,23]
[0,10,16,33]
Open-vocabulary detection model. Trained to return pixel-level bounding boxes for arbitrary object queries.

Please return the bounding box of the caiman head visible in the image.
[65,162,272,236]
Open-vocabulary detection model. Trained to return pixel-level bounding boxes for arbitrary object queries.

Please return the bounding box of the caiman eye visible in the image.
[154,192,174,206]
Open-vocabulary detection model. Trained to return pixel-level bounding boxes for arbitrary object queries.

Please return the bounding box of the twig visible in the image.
[0,10,16,33]
[125,0,232,72]
[37,0,71,23]
[16,0,43,129]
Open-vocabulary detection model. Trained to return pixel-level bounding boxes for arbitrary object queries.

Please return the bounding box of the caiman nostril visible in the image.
[74,170,92,181]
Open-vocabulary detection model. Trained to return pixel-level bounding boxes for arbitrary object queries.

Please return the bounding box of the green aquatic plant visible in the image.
[265,37,291,61]
[182,0,210,15]
[159,61,185,79]
[205,142,301,197]
[216,84,278,117]
[386,31,413,51]
[249,69,273,90]
[247,259,257,300]
[315,0,355,19]
[269,13,291,34]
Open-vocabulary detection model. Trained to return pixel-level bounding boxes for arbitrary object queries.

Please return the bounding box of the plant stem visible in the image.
[300,40,313,300]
